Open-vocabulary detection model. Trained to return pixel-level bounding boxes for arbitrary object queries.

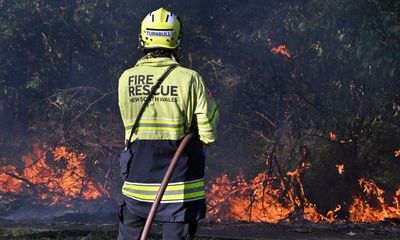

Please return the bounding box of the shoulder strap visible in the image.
[125,64,178,147]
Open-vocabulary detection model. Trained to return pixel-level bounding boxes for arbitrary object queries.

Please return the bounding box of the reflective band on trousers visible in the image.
[122,179,205,203]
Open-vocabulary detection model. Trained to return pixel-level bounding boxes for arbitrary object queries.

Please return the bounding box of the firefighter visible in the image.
[117,7,219,240]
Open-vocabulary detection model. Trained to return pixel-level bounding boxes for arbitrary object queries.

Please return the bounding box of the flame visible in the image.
[207,165,338,223]
[0,144,109,206]
[349,178,400,222]
[328,132,337,141]
[271,44,291,58]
[395,150,400,158]
[207,173,293,223]
[207,173,400,222]
[325,204,341,222]
[0,165,23,194]
[336,164,344,174]
[328,132,352,144]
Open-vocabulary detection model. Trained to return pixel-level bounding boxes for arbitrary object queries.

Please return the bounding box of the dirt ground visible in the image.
[196,221,400,240]
[0,218,399,240]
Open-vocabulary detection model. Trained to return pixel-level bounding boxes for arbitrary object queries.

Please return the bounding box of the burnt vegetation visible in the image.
[0,0,400,223]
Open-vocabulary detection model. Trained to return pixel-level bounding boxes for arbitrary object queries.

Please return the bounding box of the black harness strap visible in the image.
[125,64,178,149]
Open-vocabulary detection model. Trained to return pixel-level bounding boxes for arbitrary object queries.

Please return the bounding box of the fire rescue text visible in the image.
[128,74,178,102]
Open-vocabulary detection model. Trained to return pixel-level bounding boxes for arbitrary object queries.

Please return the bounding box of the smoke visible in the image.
[1,0,399,221]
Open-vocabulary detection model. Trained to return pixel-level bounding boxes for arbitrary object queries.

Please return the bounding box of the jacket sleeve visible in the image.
[190,72,219,145]
[118,71,129,140]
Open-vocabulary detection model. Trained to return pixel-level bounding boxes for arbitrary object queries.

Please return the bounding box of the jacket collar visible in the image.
[135,56,179,67]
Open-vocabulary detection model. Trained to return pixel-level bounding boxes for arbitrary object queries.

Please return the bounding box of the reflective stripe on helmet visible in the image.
[166,12,174,24]
[122,179,205,203]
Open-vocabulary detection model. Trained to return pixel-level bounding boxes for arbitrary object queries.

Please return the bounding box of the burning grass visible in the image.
[0,144,109,208]
[1,142,399,225]
[206,172,400,223]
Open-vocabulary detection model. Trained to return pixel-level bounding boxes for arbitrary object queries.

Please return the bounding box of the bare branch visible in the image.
[255,111,277,128]
[234,124,274,143]
[0,169,38,195]
[63,91,113,136]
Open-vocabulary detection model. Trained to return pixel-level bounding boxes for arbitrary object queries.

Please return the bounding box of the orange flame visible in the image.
[207,169,338,223]
[207,173,400,223]
[271,44,291,58]
[349,178,400,222]
[325,204,341,222]
[207,173,292,223]
[0,144,109,206]
[328,132,337,141]
[328,132,352,144]
[336,164,344,174]
[394,150,400,158]
[0,165,23,194]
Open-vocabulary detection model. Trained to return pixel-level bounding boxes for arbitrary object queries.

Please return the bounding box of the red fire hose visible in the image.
[140,133,194,240]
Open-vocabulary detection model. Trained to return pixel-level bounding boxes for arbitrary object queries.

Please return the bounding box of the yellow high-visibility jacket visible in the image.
[117,56,219,222]
[118,57,219,145]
